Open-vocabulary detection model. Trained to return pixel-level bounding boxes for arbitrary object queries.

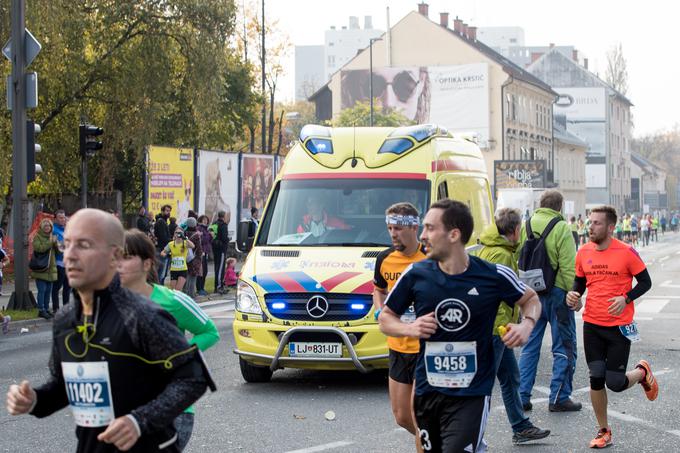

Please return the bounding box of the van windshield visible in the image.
[257,178,430,246]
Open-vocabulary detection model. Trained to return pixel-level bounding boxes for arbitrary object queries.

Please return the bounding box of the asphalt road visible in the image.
[2,233,680,452]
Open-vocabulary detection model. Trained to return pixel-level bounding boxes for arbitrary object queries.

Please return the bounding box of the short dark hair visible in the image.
[188,210,197,219]
[539,190,563,211]
[591,205,617,225]
[251,207,259,216]
[495,208,521,236]
[429,198,474,243]
[386,202,419,218]
[198,215,209,224]
[161,204,172,211]
[55,209,66,216]
[217,210,226,219]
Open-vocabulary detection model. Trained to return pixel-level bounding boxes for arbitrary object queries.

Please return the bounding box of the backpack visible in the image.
[518,216,561,294]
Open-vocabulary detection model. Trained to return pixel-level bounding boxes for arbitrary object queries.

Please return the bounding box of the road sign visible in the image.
[2,29,41,66]
[6,72,38,110]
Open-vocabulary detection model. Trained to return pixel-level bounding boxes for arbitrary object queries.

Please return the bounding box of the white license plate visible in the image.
[289,342,342,358]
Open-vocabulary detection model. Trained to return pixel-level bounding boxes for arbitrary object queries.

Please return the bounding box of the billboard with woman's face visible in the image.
[241,154,275,220]
[341,63,490,147]
[198,150,238,237]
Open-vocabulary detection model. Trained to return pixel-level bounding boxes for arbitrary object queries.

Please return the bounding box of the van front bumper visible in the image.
[233,320,389,373]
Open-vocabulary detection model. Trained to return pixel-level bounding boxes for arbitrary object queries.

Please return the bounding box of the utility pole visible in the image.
[7,0,34,310]
[261,0,266,153]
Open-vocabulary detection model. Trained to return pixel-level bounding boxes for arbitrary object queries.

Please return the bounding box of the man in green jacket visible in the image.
[476,208,550,445]
[517,190,580,412]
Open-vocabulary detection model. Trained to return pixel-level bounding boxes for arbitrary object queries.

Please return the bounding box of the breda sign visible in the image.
[494,160,547,189]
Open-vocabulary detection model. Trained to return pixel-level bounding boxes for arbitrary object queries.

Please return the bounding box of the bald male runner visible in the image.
[7,209,212,452]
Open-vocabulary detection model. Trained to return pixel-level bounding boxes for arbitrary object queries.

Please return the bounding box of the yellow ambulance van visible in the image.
[233,124,493,382]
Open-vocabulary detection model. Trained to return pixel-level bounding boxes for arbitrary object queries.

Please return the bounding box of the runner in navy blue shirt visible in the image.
[379,199,541,453]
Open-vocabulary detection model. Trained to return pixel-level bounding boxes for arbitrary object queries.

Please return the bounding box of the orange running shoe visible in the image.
[589,427,612,449]
[637,360,658,401]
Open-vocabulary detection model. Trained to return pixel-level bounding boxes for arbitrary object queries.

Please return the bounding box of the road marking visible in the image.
[645,295,680,299]
[637,298,670,313]
[669,430,680,437]
[203,303,235,314]
[660,280,680,289]
[199,298,235,307]
[658,255,670,263]
[676,250,680,255]
[285,441,355,453]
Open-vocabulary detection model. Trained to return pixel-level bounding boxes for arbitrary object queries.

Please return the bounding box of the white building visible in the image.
[295,45,325,101]
[324,16,383,81]
[476,26,525,52]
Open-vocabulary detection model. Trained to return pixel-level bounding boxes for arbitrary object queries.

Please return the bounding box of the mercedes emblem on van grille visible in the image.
[306,295,329,318]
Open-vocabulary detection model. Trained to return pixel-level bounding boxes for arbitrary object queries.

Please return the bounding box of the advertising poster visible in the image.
[494,160,547,189]
[241,154,275,220]
[341,63,490,147]
[146,146,194,222]
[198,150,239,238]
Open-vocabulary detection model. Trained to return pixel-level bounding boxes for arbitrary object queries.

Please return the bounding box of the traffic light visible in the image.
[26,120,41,183]
[79,123,103,157]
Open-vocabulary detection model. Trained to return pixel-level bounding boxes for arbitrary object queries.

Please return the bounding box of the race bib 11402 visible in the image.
[62,361,115,427]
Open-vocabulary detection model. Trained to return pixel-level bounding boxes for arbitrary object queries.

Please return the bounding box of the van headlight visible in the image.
[236,280,263,315]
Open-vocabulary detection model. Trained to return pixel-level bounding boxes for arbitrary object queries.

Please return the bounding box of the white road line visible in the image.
[199,299,235,307]
[637,298,670,313]
[645,295,680,299]
[676,250,680,255]
[202,304,235,314]
[661,280,680,289]
[658,255,670,262]
[285,441,355,453]
[210,314,235,320]
[669,430,680,437]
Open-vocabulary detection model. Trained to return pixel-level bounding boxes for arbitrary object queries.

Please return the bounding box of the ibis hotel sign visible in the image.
[494,160,547,189]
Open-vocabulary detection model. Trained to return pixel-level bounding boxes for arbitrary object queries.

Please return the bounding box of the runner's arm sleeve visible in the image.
[384,264,414,316]
[31,332,69,417]
[626,269,651,301]
[572,276,587,295]
[172,292,220,351]
[129,306,208,435]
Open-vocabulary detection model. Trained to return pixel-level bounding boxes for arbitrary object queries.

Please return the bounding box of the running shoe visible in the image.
[589,427,612,449]
[637,360,658,401]
[512,426,551,444]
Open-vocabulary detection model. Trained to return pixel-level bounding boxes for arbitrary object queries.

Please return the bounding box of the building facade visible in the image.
[630,153,668,214]
[324,16,383,82]
[295,45,325,101]
[309,5,557,192]
[528,50,633,214]
[553,116,587,216]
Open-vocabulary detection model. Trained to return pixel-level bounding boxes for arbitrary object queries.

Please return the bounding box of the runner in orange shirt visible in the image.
[373,203,426,449]
[566,205,658,449]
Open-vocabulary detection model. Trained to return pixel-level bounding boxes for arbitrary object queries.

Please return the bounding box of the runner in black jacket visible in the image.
[7,209,210,453]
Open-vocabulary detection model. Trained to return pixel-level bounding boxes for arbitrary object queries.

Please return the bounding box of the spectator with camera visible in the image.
[161,227,195,291]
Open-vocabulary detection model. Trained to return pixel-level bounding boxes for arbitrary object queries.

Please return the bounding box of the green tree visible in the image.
[0,0,259,212]
[334,101,414,127]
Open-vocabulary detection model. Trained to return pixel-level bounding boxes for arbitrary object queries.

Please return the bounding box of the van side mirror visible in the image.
[237,219,253,253]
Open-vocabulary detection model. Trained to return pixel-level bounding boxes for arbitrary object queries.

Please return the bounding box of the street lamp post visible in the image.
[369,37,382,127]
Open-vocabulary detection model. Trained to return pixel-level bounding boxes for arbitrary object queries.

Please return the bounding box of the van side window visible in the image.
[437,182,448,201]
[445,176,493,245]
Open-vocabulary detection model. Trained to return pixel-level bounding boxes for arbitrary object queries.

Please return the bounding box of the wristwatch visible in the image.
[624,295,633,305]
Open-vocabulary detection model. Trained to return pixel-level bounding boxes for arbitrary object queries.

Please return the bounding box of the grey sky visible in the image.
[269,0,679,137]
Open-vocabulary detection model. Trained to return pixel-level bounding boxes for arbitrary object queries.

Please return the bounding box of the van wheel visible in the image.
[239,357,273,383]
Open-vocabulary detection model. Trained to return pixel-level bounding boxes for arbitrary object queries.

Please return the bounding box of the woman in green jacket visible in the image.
[118,229,219,451]
[31,218,58,319]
